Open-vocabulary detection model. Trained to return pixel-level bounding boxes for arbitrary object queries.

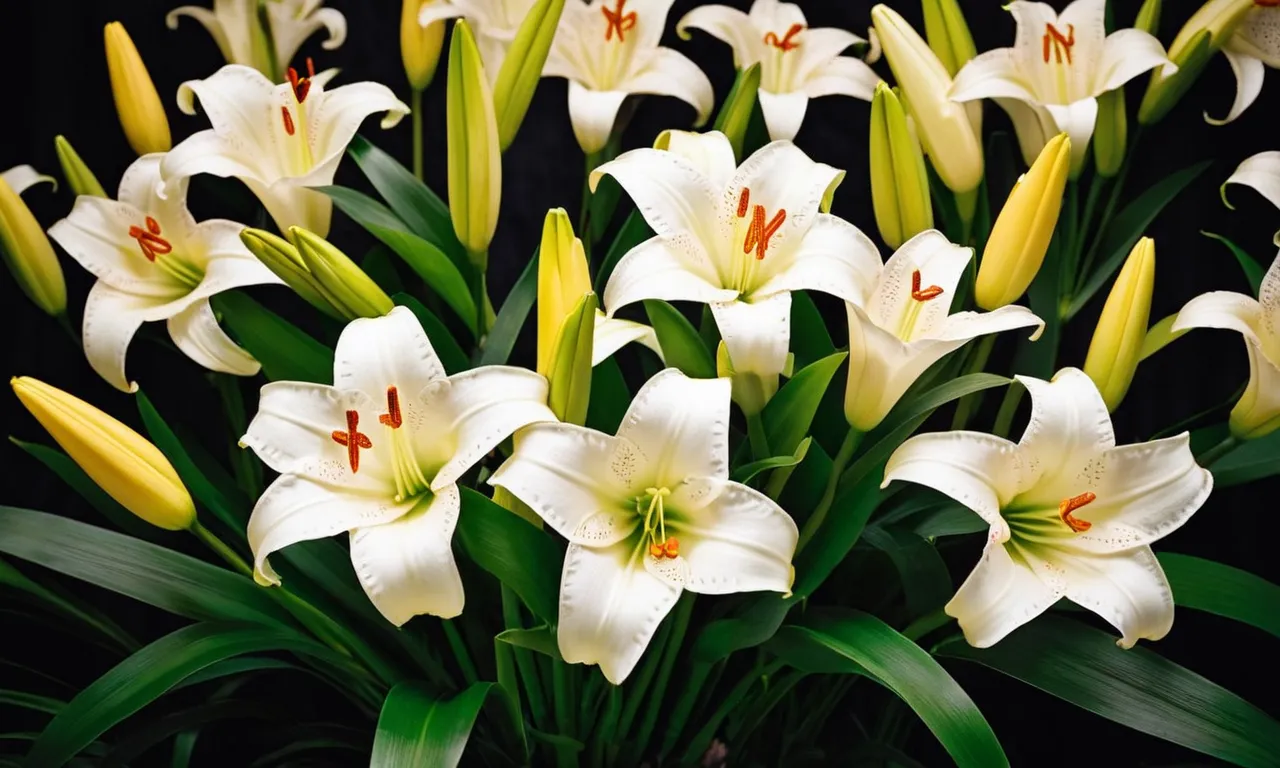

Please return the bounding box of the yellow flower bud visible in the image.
[921,0,977,77]
[712,62,762,161]
[493,0,565,151]
[546,292,597,426]
[11,377,196,531]
[870,83,932,250]
[1135,0,1162,34]
[54,136,108,199]
[1083,237,1156,411]
[447,20,501,265]
[402,0,446,91]
[289,227,395,320]
[0,168,66,317]
[871,4,983,194]
[1093,88,1127,178]
[240,228,343,321]
[976,134,1071,310]
[104,22,172,156]
[536,208,591,376]
[1139,0,1252,125]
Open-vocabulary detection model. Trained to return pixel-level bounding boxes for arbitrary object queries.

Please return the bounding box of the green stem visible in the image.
[1074,127,1142,298]
[579,151,601,253]
[1058,179,1081,301]
[950,335,997,430]
[797,429,862,552]
[502,586,549,730]
[190,520,253,575]
[214,374,261,497]
[616,617,673,739]
[746,411,770,461]
[471,265,490,346]
[443,619,479,686]
[992,384,1025,440]
[632,593,695,752]
[1196,434,1241,468]
[552,661,579,767]
[658,661,711,758]
[411,88,424,181]
[679,660,784,765]
[902,608,953,642]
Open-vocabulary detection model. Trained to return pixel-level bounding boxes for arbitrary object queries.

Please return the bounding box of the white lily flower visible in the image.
[676,0,881,141]
[1172,250,1280,439]
[595,130,882,412]
[161,63,409,237]
[418,0,537,80]
[593,312,663,366]
[1223,150,1280,216]
[884,368,1212,648]
[948,0,1173,172]
[167,0,347,78]
[48,154,281,393]
[490,369,797,684]
[544,0,715,154]
[1207,4,1280,124]
[240,307,555,624]
[844,230,1045,432]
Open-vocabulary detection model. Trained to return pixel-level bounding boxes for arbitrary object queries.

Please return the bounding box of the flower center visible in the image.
[128,216,202,287]
[601,0,637,42]
[331,409,372,473]
[1042,23,1075,65]
[379,385,431,501]
[1058,491,1095,533]
[636,486,679,559]
[763,23,804,52]
[280,58,317,174]
[729,187,787,293]
[892,269,945,340]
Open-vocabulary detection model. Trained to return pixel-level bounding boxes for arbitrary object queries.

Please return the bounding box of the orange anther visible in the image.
[281,106,296,136]
[287,62,314,103]
[736,187,751,218]
[1058,491,1096,533]
[379,386,403,429]
[127,216,173,262]
[763,23,805,52]
[649,542,666,558]
[663,538,680,558]
[331,410,372,473]
[602,0,637,42]
[743,204,786,261]
[910,269,944,302]
[1042,23,1075,64]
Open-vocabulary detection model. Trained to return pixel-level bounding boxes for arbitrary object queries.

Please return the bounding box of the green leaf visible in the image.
[643,300,716,378]
[691,593,792,663]
[861,526,952,619]
[593,210,651,294]
[763,352,848,456]
[586,356,630,435]
[731,437,812,484]
[362,244,406,295]
[136,391,246,533]
[0,689,63,714]
[792,468,887,599]
[496,626,560,659]
[0,558,138,653]
[26,623,345,767]
[1199,426,1280,486]
[455,489,561,624]
[346,134,469,271]
[372,682,523,768]
[480,251,539,366]
[1202,231,1264,294]
[393,294,469,374]
[211,292,333,384]
[0,506,291,628]
[769,611,1008,768]
[940,614,1280,768]
[1068,160,1211,318]
[789,291,836,371]
[1160,552,1280,639]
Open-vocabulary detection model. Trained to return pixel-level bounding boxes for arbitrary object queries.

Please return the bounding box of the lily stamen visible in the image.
[127,216,172,262]
[743,203,786,261]
[910,269,944,302]
[331,409,372,473]
[602,0,638,42]
[763,23,805,52]
[379,386,403,428]
[287,57,317,103]
[281,106,296,136]
[1059,491,1096,533]
[1042,23,1075,65]
[640,486,679,559]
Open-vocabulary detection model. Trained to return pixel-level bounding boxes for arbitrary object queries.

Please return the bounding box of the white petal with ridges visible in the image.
[933,305,1045,344]
[945,538,1059,647]
[949,49,1036,103]
[1172,290,1261,339]
[751,213,881,306]
[167,298,260,376]
[333,306,446,404]
[306,82,409,168]
[843,304,956,431]
[1057,546,1174,648]
[868,230,972,340]
[166,5,235,63]
[711,293,792,383]
[757,90,809,142]
[593,313,663,366]
[1094,28,1172,94]
[568,83,628,155]
[602,236,737,314]
[616,369,731,487]
[724,141,844,261]
[1,165,56,195]
[994,98,1059,167]
[675,4,757,67]
[1223,151,1280,213]
[1208,49,1266,125]
[626,49,714,129]
[80,282,173,393]
[270,4,348,74]
[47,197,192,298]
[243,176,336,237]
[1044,98,1099,175]
[656,130,738,191]
[802,56,882,101]
[1015,369,1116,502]
[240,381,383,482]
[883,430,1025,531]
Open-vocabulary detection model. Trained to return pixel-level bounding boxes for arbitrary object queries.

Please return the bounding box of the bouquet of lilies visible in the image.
[4,0,1280,764]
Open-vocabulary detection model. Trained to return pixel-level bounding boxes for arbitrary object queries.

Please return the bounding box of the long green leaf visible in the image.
[789,291,836,371]
[1160,552,1280,639]
[593,210,650,294]
[769,612,1008,767]
[1202,231,1265,293]
[730,437,811,484]
[455,489,561,624]
[25,623,345,767]
[763,352,847,456]
[0,506,290,628]
[393,294,470,374]
[372,682,519,768]
[1200,426,1280,486]
[643,300,716,378]
[940,614,1280,767]
[480,252,539,366]
[211,292,333,384]
[861,526,952,619]
[691,593,792,663]
[496,626,560,658]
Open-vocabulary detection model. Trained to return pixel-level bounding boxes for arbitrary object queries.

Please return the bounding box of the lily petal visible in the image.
[557,540,683,684]
[567,83,629,155]
[349,484,465,625]
[883,430,1025,532]
[1015,368,1116,502]
[945,538,1059,647]
[174,66,279,177]
[240,381,384,482]
[615,369,731,487]
[844,304,958,431]
[1207,48,1266,125]
[1172,290,1261,339]
[868,230,972,339]
[656,129,738,191]
[602,236,737,315]
[934,305,1045,344]
[626,48,715,129]
[993,98,1059,167]
[752,213,881,306]
[305,81,409,168]
[160,130,266,191]
[725,140,844,261]
[166,5,235,63]
[333,305,446,405]
[47,197,193,298]
[270,5,348,75]
[1043,98,1099,174]
[80,282,173,393]
[1222,151,1280,213]
[242,176,336,236]
[949,49,1037,103]
[116,154,194,230]
[802,55,882,101]
[675,4,757,67]
[593,313,663,366]
[1094,29,1172,94]
[710,294,792,383]
[757,90,809,142]
[167,298,260,377]
[1056,546,1174,648]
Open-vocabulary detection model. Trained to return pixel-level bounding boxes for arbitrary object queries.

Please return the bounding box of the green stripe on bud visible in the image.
[921,0,977,77]
[54,136,107,198]
[870,83,933,250]
[1093,88,1127,178]
[712,62,761,161]
[289,227,395,320]
[1083,237,1155,411]
[447,19,502,265]
[493,0,565,151]
[241,227,343,321]
[546,292,597,426]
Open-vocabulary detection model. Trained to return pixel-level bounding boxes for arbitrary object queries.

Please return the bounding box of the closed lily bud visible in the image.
[976,134,1071,311]
[240,228,345,321]
[921,0,976,77]
[1083,237,1156,411]
[713,63,762,161]
[1135,0,1162,34]
[546,292,597,426]
[447,20,501,266]
[870,83,932,250]
[1093,88,1127,178]
[1139,0,1252,125]
[104,22,171,156]
[537,208,591,376]
[54,136,107,198]
[871,4,982,194]
[0,167,66,317]
[11,377,196,531]
[493,0,565,151]
[288,227,395,320]
[402,0,446,91]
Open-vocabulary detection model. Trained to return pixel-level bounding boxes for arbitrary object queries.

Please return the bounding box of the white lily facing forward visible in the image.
[595,129,882,413]
[545,0,714,154]
[167,0,347,78]
[948,0,1172,172]
[677,0,881,141]
[883,368,1212,648]
[161,63,408,237]
[490,369,798,684]
[241,307,555,624]
[48,154,281,392]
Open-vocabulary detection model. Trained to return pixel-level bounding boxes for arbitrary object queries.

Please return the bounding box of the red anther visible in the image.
[743,204,786,261]
[331,410,372,473]
[281,106,296,136]
[1258,0,1280,6]
[127,216,173,262]
[306,57,316,78]
[763,23,805,51]
[736,187,751,218]
[379,386,403,429]
[910,269,944,302]
[602,0,637,42]
[1042,23,1075,64]
[1058,491,1096,533]
[287,64,312,102]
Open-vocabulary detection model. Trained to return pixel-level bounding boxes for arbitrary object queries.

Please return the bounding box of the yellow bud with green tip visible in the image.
[493,0,565,151]
[921,0,976,77]
[11,377,196,531]
[446,19,502,265]
[402,0,446,91]
[289,227,395,320]
[713,63,762,161]
[1083,237,1156,411]
[870,83,932,250]
[104,22,171,156]
[536,208,591,377]
[546,292,597,426]
[976,134,1071,311]
[54,136,107,199]
[0,167,66,317]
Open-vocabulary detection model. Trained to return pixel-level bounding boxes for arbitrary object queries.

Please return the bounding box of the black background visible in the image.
[2,0,1278,765]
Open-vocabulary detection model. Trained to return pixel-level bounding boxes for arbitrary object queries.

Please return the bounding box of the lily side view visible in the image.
[4,0,1280,765]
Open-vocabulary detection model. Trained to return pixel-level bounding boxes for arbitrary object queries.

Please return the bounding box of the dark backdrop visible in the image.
[2,1,1277,765]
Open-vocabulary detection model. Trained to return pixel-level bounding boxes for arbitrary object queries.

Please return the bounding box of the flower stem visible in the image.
[902,608,953,642]
[992,383,1025,440]
[746,411,771,461]
[579,151,602,255]
[551,660,579,767]
[632,593,695,753]
[213,374,261,498]
[797,429,863,553]
[1073,127,1143,302]
[54,312,80,347]
[411,88,424,181]
[190,520,253,576]
[443,619,478,686]
[1196,434,1241,468]
[502,585,549,729]
[950,335,997,430]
